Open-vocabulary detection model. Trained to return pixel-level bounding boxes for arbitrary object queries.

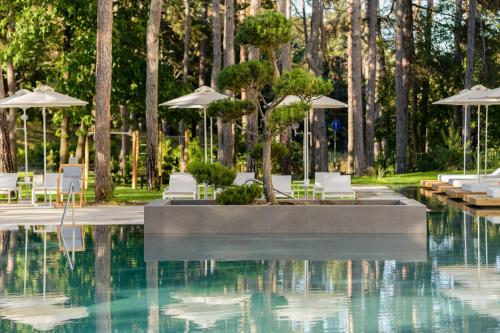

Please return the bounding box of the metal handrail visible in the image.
[244,179,296,199]
[59,182,75,270]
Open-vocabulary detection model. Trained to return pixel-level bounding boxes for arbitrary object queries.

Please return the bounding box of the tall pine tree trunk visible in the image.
[420,0,433,154]
[60,113,69,164]
[118,105,128,178]
[374,15,385,159]
[395,0,410,174]
[95,0,113,201]
[6,61,16,171]
[408,2,417,169]
[0,64,13,173]
[211,0,222,89]
[453,0,463,128]
[199,0,208,86]
[75,120,86,162]
[146,0,163,190]
[307,0,328,172]
[463,0,475,149]
[245,0,260,173]
[364,0,377,168]
[180,0,190,171]
[279,0,292,174]
[219,0,235,167]
[6,12,16,171]
[347,0,365,175]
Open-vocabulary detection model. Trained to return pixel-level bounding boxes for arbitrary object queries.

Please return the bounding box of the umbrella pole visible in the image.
[210,117,213,164]
[22,109,29,179]
[43,107,47,203]
[204,109,208,163]
[484,105,488,175]
[476,105,480,183]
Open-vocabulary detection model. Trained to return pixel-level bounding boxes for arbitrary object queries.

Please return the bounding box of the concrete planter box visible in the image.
[145,198,427,234]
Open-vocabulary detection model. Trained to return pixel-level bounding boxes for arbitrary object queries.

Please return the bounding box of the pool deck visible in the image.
[0,205,144,225]
[0,186,405,226]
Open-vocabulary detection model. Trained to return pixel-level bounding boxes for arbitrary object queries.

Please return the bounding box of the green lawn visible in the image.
[80,170,456,204]
[351,171,448,186]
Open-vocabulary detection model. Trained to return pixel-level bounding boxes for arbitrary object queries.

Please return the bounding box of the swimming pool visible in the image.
[0,187,499,332]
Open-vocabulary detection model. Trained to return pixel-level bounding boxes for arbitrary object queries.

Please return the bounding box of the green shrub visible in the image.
[187,161,236,189]
[216,184,263,205]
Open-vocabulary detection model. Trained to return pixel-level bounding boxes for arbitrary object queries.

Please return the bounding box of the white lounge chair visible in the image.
[313,172,341,197]
[316,175,355,199]
[488,186,500,198]
[271,175,294,198]
[463,182,500,193]
[163,173,198,199]
[32,173,61,206]
[233,172,255,186]
[450,177,500,187]
[438,167,500,182]
[58,164,85,207]
[0,173,18,204]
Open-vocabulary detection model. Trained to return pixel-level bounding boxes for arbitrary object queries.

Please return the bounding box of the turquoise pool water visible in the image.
[1,188,500,332]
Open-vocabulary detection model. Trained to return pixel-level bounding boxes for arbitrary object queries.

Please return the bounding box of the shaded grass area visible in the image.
[85,175,162,205]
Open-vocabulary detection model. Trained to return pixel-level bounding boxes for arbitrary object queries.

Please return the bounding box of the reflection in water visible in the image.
[94,225,112,333]
[1,196,500,331]
[0,226,89,332]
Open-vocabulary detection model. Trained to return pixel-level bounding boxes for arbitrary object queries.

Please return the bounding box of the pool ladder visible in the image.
[59,182,75,270]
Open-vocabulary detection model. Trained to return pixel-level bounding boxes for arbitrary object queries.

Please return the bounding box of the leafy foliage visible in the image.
[236,11,292,51]
[217,60,274,93]
[273,68,333,99]
[187,161,236,189]
[268,101,309,134]
[206,99,256,123]
[216,184,263,205]
[250,142,289,163]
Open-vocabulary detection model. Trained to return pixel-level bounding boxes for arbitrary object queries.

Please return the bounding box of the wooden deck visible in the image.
[446,188,485,199]
[420,180,446,188]
[464,194,500,207]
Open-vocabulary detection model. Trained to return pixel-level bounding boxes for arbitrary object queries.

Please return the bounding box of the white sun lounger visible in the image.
[271,175,294,198]
[487,186,500,198]
[32,173,61,205]
[163,173,198,199]
[315,175,355,199]
[463,182,500,192]
[450,177,500,187]
[0,173,18,204]
[233,172,255,186]
[439,167,500,183]
[313,172,341,196]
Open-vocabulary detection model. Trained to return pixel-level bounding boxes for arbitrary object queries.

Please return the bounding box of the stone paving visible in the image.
[0,186,403,226]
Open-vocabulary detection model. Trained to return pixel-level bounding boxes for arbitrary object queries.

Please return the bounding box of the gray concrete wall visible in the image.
[144,199,427,234]
[144,234,428,261]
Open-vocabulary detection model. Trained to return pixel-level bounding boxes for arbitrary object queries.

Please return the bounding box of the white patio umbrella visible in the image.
[467,87,500,175]
[159,86,228,163]
[0,89,31,177]
[0,86,87,198]
[277,95,348,197]
[433,84,489,181]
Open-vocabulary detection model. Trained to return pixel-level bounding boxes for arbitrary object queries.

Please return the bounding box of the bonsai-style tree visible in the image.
[208,11,332,204]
